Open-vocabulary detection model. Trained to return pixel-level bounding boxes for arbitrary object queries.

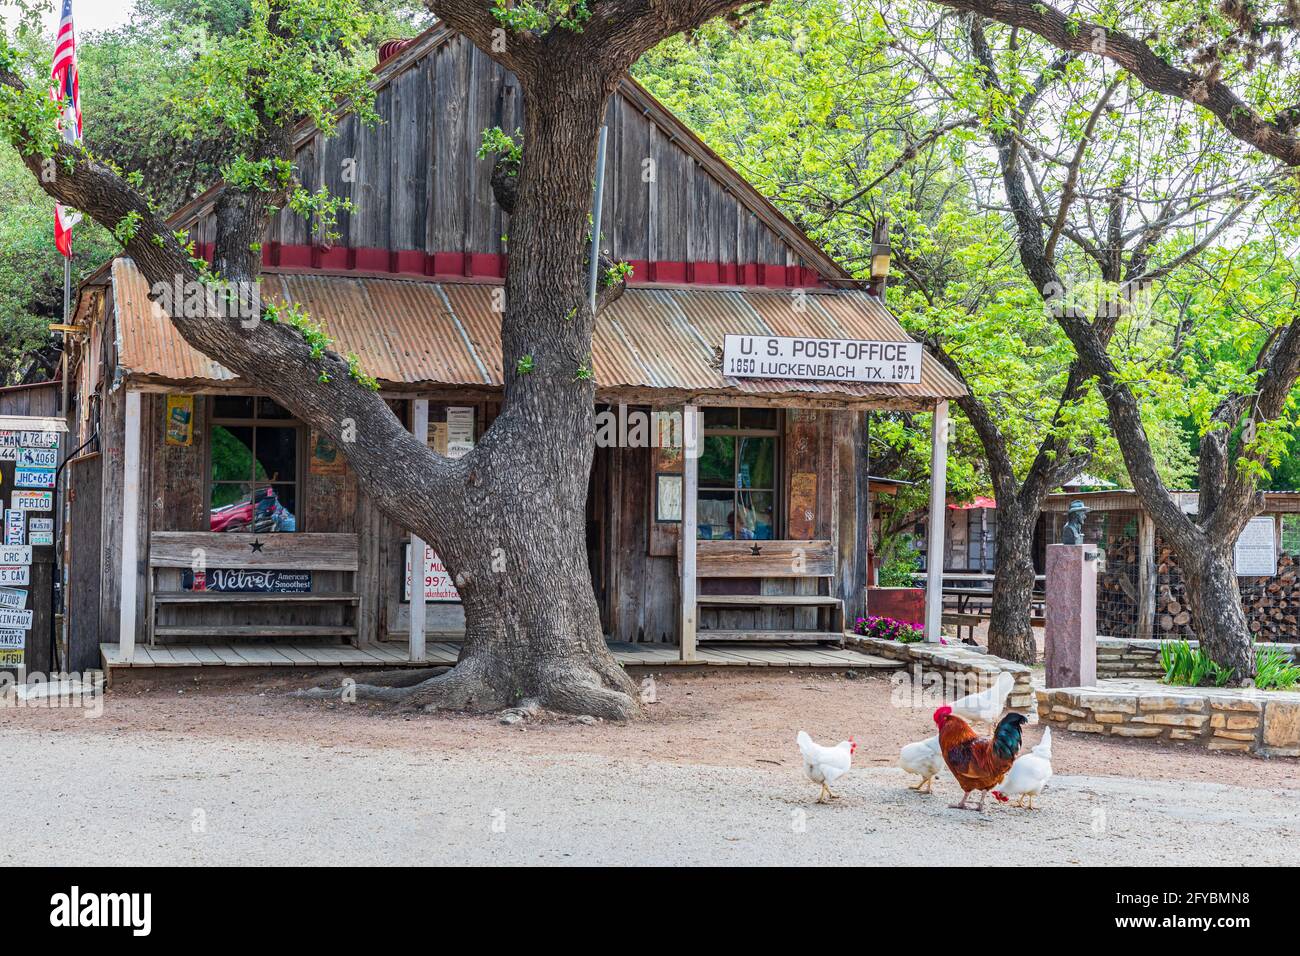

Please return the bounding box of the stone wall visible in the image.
[1097,637,1300,680]
[1036,683,1300,757]
[848,635,1035,712]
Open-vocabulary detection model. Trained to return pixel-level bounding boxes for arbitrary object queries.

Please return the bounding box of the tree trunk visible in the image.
[986,507,1037,664]
[297,72,643,719]
[1182,546,1256,683]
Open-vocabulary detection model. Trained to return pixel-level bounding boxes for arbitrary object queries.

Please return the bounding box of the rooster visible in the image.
[934,705,1027,811]
[796,731,856,804]
[995,727,1053,809]
[898,735,943,794]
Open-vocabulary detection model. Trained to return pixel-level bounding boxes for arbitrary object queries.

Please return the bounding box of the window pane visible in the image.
[255,427,297,483]
[703,408,737,430]
[698,436,735,486]
[697,490,735,540]
[258,485,298,533]
[737,491,775,540]
[211,426,254,483]
[737,436,775,489]
[257,397,293,419]
[212,396,255,418]
[738,407,778,430]
[210,483,253,531]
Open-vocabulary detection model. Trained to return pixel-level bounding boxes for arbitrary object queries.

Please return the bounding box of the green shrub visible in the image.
[877,535,920,588]
[1254,648,1300,690]
[1159,640,1234,688]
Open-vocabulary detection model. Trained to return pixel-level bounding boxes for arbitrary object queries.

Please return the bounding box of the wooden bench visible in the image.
[687,539,844,645]
[943,612,985,645]
[148,532,360,643]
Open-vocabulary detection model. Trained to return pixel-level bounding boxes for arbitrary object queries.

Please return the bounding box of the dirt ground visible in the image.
[7,666,1296,790]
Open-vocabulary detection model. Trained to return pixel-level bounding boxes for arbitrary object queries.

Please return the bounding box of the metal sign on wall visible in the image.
[722,334,923,384]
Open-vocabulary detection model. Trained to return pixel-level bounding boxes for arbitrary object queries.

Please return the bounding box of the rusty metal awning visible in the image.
[107,259,964,407]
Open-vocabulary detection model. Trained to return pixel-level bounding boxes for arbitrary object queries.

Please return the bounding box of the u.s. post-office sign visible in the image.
[722,334,923,384]
[13,491,52,511]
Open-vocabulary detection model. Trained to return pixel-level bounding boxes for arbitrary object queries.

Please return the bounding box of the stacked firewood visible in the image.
[1098,533,1140,639]
[1157,544,1300,642]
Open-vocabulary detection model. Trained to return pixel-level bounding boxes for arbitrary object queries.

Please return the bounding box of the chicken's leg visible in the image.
[975,789,991,812]
[922,776,934,794]
[816,783,829,804]
[949,789,971,810]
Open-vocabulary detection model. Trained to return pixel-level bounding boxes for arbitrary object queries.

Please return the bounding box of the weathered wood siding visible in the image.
[189,34,808,274]
[600,408,856,643]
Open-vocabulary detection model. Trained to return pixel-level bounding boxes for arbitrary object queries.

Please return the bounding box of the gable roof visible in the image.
[141,22,854,286]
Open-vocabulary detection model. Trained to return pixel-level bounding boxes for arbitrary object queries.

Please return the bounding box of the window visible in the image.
[697,408,779,540]
[208,396,302,533]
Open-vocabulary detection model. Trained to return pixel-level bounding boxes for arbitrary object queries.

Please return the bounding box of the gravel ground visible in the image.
[3,669,1295,865]
[3,721,1297,866]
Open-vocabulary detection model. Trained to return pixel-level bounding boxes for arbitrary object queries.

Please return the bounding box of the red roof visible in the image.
[949,496,996,510]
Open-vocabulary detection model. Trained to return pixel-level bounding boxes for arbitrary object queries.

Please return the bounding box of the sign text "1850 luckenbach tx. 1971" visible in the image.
[722,334,923,384]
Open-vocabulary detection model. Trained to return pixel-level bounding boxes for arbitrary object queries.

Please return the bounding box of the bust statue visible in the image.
[1061,500,1088,545]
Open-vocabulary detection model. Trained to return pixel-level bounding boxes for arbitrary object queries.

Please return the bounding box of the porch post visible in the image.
[925,399,949,643]
[408,399,429,662]
[679,404,698,661]
[1136,511,1156,640]
[119,389,142,660]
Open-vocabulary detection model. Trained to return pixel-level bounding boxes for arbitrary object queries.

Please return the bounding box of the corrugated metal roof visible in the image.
[110,259,964,405]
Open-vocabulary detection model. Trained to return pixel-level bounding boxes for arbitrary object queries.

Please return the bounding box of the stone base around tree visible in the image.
[1036,679,1300,757]
[1096,637,1299,680]
[848,634,1036,713]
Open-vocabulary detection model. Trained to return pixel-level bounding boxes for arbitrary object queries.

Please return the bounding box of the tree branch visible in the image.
[932,0,1300,165]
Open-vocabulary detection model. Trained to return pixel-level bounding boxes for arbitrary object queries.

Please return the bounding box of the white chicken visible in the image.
[950,671,1015,726]
[996,727,1053,809]
[898,735,943,793]
[796,731,855,803]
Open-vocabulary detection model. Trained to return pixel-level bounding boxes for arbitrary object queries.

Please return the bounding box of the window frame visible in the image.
[696,408,782,541]
[206,396,307,532]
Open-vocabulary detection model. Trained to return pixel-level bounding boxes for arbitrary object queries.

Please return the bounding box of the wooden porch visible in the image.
[99,640,901,675]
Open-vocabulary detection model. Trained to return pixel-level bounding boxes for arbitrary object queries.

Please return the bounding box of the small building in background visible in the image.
[1041,489,1300,643]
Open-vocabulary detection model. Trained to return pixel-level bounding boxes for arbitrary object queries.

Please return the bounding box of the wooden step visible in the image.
[697,595,841,607]
[697,629,845,644]
[152,625,358,639]
[153,592,361,604]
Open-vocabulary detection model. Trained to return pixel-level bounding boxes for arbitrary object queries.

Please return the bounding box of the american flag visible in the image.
[50,0,81,258]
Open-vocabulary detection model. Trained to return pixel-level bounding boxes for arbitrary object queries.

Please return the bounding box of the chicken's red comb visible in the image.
[993,791,1009,802]
[849,736,857,754]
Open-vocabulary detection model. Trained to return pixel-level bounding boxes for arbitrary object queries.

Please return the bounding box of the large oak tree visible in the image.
[0,0,762,718]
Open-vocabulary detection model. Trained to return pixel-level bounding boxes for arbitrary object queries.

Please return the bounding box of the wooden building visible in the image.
[65,24,964,670]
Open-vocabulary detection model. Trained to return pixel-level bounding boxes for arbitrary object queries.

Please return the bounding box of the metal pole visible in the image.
[587,124,609,312]
[925,400,949,643]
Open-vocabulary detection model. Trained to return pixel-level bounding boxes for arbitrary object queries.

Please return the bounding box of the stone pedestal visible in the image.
[1045,543,1097,688]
